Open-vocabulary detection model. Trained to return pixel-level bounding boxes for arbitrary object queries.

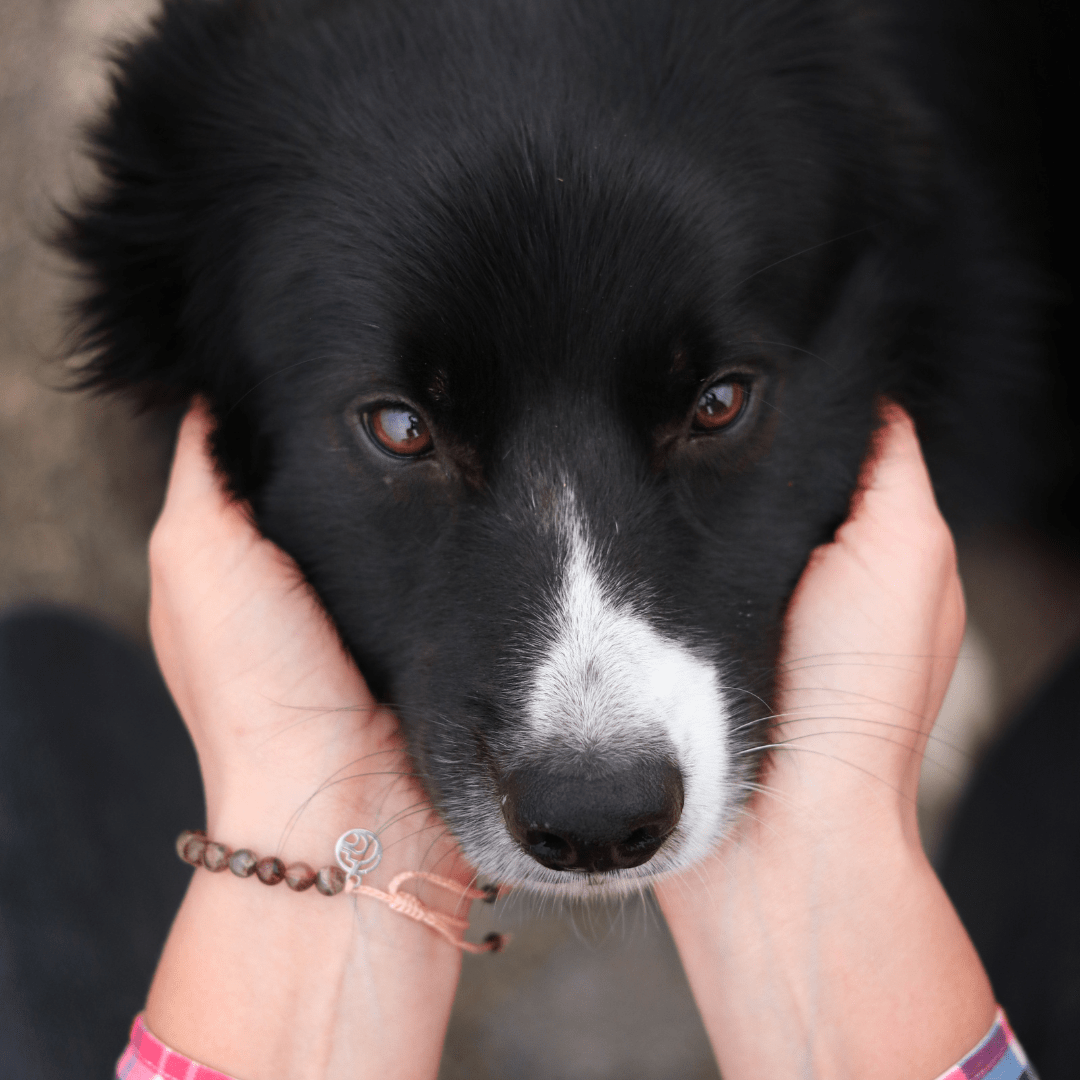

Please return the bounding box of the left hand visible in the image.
[144,401,472,1080]
[149,400,465,879]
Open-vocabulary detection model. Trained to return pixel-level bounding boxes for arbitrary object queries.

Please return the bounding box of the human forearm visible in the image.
[140,405,469,1079]
[143,701,471,1080]
[657,408,997,1079]
[658,792,994,1080]
[145,861,461,1080]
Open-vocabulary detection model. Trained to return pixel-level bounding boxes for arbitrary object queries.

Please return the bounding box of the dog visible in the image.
[64,0,1041,896]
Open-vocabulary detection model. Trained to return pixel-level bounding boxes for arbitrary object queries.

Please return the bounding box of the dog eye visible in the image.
[693,378,748,431]
[367,405,432,457]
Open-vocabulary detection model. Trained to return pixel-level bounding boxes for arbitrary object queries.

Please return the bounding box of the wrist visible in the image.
[194,785,476,920]
[196,733,445,878]
[146,866,462,1080]
[658,817,994,1080]
[205,784,381,861]
[758,698,929,855]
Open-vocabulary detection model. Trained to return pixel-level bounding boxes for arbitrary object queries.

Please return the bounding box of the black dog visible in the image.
[65,0,1040,896]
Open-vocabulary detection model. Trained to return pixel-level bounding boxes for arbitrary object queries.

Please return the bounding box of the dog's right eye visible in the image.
[366,405,433,457]
[693,377,748,432]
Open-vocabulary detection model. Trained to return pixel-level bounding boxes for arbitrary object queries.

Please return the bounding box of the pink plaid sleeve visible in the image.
[932,1009,1038,1080]
[117,1007,1036,1080]
[116,1016,238,1080]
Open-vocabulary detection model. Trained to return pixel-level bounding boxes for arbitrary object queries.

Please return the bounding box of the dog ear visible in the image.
[60,1,268,496]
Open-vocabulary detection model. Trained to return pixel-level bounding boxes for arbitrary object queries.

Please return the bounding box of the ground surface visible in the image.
[3,3,1079,1076]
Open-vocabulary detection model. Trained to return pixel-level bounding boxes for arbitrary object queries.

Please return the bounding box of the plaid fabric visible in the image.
[933,1009,1039,1080]
[116,1016,238,1080]
[117,1007,1036,1080]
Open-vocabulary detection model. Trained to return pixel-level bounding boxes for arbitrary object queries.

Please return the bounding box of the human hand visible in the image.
[144,402,471,1080]
[760,401,966,848]
[149,401,464,879]
[657,405,994,1080]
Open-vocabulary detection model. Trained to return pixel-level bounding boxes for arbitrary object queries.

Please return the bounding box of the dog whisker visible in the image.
[224,355,336,418]
[374,802,437,837]
[716,225,874,302]
[778,650,966,670]
[278,767,422,852]
[253,703,387,750]
[758,713,976,758]
[742,743,912,802]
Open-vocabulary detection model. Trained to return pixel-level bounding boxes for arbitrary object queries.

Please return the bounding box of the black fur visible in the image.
[63,0,1043,884]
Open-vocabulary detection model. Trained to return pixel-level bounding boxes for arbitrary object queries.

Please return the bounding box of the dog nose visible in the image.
[501,757,684,873]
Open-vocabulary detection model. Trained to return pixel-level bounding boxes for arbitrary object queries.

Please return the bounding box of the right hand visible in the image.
[657,405,994,1080]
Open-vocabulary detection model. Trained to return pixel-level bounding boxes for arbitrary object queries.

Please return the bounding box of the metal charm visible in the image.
[335,828,382,884]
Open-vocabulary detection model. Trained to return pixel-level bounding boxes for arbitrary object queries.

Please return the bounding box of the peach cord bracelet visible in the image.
[176,827,507,954]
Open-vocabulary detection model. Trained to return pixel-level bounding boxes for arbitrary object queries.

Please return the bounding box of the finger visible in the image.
[786,401,963,673]
[153,400,257,560]
[160,399,231,519]
[847,402,943,534]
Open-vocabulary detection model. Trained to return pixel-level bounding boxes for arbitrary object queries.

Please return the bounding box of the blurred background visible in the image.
[1,1,1076,1077]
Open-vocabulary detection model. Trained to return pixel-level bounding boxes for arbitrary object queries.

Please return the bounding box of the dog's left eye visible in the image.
[367,405,433,457]
[693,378,748,431]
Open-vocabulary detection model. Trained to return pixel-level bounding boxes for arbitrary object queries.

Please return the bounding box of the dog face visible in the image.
[240,145,882,894]
[66,0,1032,894]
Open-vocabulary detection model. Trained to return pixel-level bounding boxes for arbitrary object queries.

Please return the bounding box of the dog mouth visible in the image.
[432,736,736,898]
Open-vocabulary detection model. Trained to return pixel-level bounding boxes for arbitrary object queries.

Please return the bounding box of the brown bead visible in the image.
[203,842,231,872]
[229,849,258,878]
[315,865,346,896]
[256,856,286,885]
[175,831,197,863]
[285,862,316,891]
[177,831,207,867]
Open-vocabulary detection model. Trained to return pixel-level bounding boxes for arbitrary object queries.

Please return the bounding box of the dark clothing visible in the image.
[0,607,202,1079]
[939,648,1080,1080]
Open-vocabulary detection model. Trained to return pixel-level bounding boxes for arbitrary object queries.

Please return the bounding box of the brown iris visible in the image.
[368,405,432,456]
[693,378,747,431]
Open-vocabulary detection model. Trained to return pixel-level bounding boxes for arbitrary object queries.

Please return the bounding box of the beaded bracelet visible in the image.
[176,828,507,954]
